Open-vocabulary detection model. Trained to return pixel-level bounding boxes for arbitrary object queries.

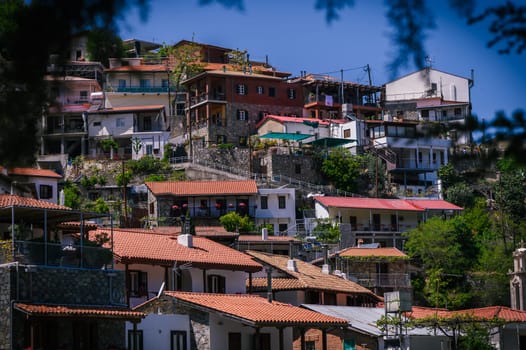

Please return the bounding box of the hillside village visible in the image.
[1,33,526,350]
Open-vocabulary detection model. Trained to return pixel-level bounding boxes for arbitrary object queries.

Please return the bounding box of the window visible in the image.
[229,333,242,350]
[118,79,126,89]
[139,79,151,88]
[418,151,423,163]
[237,109,248,121]
[207,274,225,293]
[149,202,154,215]
[146,144,153,155]
[79,91,88,101]
[93,121,101,126]
[432,152,437,164]
[421,109,429,119]
[278,196,286,209]
[287,88,296,99]
[324,292,337,305]
[116,118,125,128]
[349,216,357,231]
[343,129,351,138]
[305,341,316,350]
[454,107,462,116]
[295,164,301,174]
[39,185,53,199]
[171,331,187,350]
[128,270,148,297]
[260,196,268,209]
[256,86,264,94]
[128,330,143,350]
[442,110,448,118]
[268,87,276,97]
[236,84,247,95]
[431,82,437,92]
[162,79,169,88]
[278,223,288,233]
[143,116,152,131]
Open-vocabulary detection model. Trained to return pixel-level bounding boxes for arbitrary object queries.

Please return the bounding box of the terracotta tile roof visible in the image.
[56,221,99,231]
[338,247,408,258]
[245,250,380,299]
[14,303,144,320]
[146,225,237,237]
[405,199,463,211]
[106,64,169,72]
[238,235,299,242]
[0,194,71,210]
[146,180,258,196]
[86,105,165,114]
[48,104,92,113]
[163,291,348,326]
[407,306,526,322]
[316,197,425,211]
[95,228,262,272]
[416,97,468,108]
[8,167,62,178]
[249,277,306,291]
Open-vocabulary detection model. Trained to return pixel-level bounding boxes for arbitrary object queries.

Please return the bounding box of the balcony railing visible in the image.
[110,87,172,93]
[11,240,113,269]
[348,273,411,288]
[189,92,226,105]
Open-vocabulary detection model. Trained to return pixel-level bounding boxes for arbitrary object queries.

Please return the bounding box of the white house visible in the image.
[256,187,296,235]
[4,167,62,204]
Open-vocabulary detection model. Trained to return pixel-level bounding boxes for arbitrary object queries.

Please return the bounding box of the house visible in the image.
[86,104,170,159]
[91,227,263,308]
[375,67,474,196]
[3,167,62,204]
[245,250,381,307]
[302,304,450,350]
[300,72,382,120]
[312,246,412,296]
[0,194,142,349]
[182,68,304,154]
[314,196,463,249]
[145,180,297,234]
[131,291,348,350]
[236,231,302,256]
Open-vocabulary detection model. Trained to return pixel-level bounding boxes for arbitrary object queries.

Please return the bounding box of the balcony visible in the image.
[110,86,172,93]
[7,239,113,269]
[348,273,411,289]
[189,92,226,106]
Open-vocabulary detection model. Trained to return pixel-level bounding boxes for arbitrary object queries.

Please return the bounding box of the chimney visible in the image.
[261,227,268,241]
[266,267,273,303]
[322,244,330,274]
[177,234,193,248]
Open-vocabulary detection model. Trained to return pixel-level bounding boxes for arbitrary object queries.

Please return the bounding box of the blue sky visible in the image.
[118,0,526,137]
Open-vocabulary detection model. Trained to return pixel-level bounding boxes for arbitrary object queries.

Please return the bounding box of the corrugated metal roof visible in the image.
[405,199,463,210]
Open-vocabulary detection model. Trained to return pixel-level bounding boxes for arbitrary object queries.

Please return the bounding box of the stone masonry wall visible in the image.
[0,266,13,350]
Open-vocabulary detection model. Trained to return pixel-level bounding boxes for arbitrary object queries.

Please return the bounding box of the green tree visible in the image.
[312,219,340,243]
[225,49,248,71]
[164,41,206,92]
[321,147,362,193]
[86,27,124,67]
[63,181,81,209]
[219,212,256,233]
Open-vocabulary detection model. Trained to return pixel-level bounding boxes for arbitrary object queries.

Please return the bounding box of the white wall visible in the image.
[88,113,133,138]
[127,313,190,350]
[256,188,296,235]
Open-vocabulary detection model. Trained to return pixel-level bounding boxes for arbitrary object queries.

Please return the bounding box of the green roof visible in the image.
[304,137,356,147]
[259,132,312,141]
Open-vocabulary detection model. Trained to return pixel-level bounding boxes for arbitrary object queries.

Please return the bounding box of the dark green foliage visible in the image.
[312,218,340,243]
[63,181,81,209]
[86,27,124,67]
[219,212,256,233]
[321,148,362,193]
[126,156,171,175]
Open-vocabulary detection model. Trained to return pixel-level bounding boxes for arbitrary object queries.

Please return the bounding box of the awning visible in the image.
[14,303,145,321]
[259,132,312,141]
[303,137,356,147]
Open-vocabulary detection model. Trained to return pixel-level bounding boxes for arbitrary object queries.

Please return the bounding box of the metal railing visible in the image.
[348,273,411,288]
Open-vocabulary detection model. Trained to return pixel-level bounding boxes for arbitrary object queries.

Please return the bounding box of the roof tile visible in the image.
[15,303,144,320]
[0,194,71,210]
[146,180,258,196]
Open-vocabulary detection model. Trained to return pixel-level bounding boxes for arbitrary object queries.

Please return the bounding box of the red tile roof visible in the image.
[0,194,71,210]
[338,247,408,258]
[95,228,262,272]
[14,303,144,320]
[146,180,258,196]
[246,250,380,299]
[163,291,348,326]
[238,235,299,242]
[147,225,237,237]
[405,199,463,211]
[316,197,425,211]
[408,306,526,322]
[8,167,62,178]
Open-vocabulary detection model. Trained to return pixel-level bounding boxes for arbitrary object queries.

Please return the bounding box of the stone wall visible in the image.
[0,266,13,350]
[17,267,126,305]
